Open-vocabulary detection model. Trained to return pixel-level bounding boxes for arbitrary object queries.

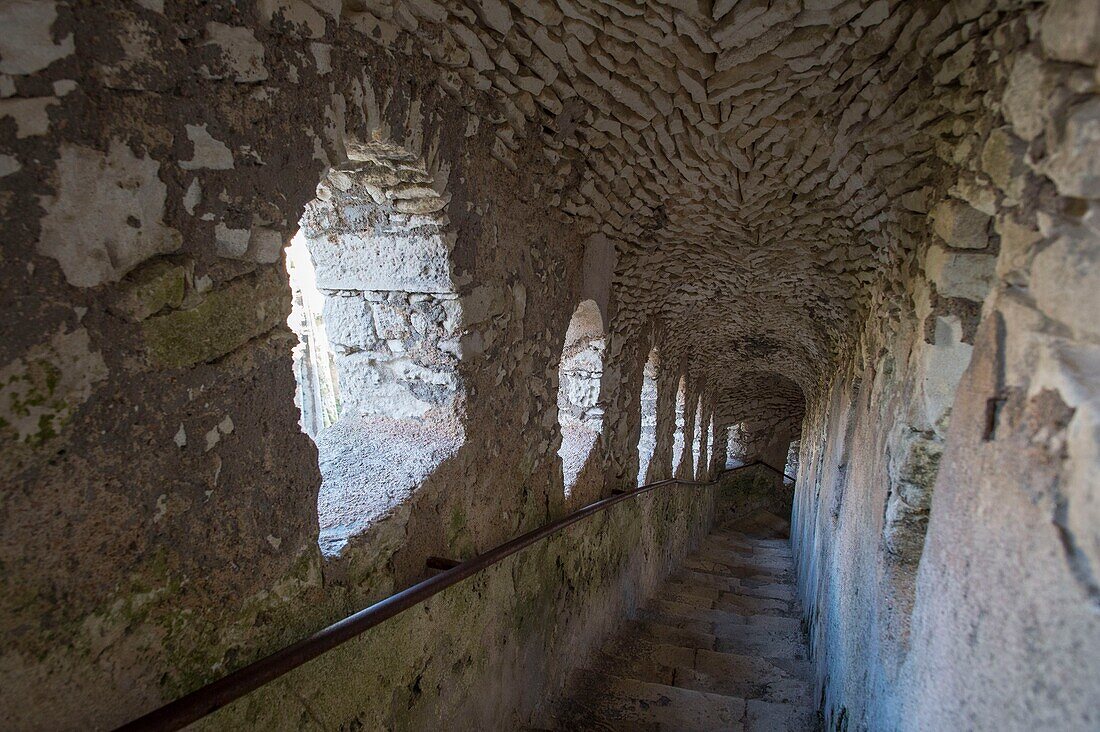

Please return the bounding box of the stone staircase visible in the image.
[538,510,817,731]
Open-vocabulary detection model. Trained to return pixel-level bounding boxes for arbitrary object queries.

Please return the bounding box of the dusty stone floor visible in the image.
[315,415,463,555]
[541,510,814,731]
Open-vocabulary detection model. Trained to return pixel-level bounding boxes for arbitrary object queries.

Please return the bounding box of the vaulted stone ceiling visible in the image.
[366,0,981,407]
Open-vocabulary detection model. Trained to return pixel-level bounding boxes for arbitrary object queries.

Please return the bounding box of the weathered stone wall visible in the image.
[715,466,795,529]
[791,3,1100,728]
[0,2,706,728]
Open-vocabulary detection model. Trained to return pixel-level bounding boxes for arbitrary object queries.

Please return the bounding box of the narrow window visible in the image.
[287,144,464,556]
[671,376,687,470]
[557,300,606,497]
[637,347,658,485]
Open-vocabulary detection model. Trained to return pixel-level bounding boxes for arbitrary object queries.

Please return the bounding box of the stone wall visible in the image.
[715,465,795,529]
[791,3,1100,728]
[0,2,707,728]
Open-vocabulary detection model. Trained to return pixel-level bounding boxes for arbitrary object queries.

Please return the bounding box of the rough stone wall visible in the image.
[0,2,701,728]
[716,465,796,528]
[791,3,1100,729]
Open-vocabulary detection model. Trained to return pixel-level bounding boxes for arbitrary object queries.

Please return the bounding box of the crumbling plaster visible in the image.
[791,3,1100,729]
[0,0,1097,730]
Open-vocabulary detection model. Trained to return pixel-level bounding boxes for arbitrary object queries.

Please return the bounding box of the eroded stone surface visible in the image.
[1,1,1098,731]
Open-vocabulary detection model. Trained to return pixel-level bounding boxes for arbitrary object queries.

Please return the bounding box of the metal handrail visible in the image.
[115,462,790,731]
[734,459,798,484]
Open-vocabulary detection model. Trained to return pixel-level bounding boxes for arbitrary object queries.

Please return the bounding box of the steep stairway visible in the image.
[540,510,817,731]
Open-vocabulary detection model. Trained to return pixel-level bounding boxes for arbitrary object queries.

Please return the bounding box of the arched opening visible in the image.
[287,232,341,438]
[556,299,606,497]
[725,422,747,468]
[691,400,704,479]
[636,347,659,486]
[671,376,687,471]
[701,412,715,480]
[286,141,465,556]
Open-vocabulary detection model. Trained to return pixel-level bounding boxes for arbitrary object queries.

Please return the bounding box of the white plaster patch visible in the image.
[0,0,74,75]
[202,23,268,82]
[310,42,332,75]
[214,222,250,258]
[0,154,21,177]
[0,97,58,137]
[204,426,220,452]
[180,124,234,170]
[0,327,108,444]
[51,79,76,96]
[183,178,202,214]
[38,140,181,287]
[173,423,187,448]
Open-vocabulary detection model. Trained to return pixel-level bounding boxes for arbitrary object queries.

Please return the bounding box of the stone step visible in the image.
[681,555,793,581]
[691,543,794,565]
[704,541,793,561]
[673,563,796,594]
[665,575,798,603]
[552,668,747,731]
[590,633,813,706]
[544,520,814,731]
[636,607,809,661]
[645,597,802,633]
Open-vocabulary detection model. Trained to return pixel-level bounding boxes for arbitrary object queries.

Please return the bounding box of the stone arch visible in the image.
[671,376,688,473]
[556,299,606,498]
[289,138,467,556]
[636,346,659,486]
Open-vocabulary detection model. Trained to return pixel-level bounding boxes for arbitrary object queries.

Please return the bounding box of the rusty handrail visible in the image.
[732,460,798,484]
[115,471,746,731]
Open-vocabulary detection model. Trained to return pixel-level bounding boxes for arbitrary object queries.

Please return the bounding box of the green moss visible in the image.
[142,268,287,368]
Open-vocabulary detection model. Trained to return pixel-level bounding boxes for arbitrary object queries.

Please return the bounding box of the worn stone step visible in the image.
[706,539,793,560]
[591,632,813,706]
[673,563,796,594]
[696,544,794,568]
[660,582,798,618]
[676,564,793,590]
[553,668,748,731]
[667,573,797,603]
[681,555,793,581]
[646,597,802,632]
[633,610,809,661]
[745,698,819,732]
[692,543,794,565]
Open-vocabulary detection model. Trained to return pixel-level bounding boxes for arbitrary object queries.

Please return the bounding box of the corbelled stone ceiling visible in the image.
[366,0,979,409]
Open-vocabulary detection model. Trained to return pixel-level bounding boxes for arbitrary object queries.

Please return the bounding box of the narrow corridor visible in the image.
[541,510,814,731]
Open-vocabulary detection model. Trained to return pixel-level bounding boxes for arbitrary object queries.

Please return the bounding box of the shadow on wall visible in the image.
[556,299,607,503]
[716,465,795,529]
[286,140,468,557]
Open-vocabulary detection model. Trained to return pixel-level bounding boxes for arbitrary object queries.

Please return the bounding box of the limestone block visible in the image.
[323,293,376,349]
[371,301,410,340]
[925,245,996,302]
[142,268,288,367]
[931,199,990,250]
[336,373,432,419]
[919,316,973,436]
[1041,0,1100,65]
[108,259,189,321]
[308,229,453,292]
[202,23,268,82]
[1031,228,1100,340]
[981,127,1028,200]
[1043,99,1100,199]
[0,0,73,75]
[38,141,181,288]
[1003,52,1058,142]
